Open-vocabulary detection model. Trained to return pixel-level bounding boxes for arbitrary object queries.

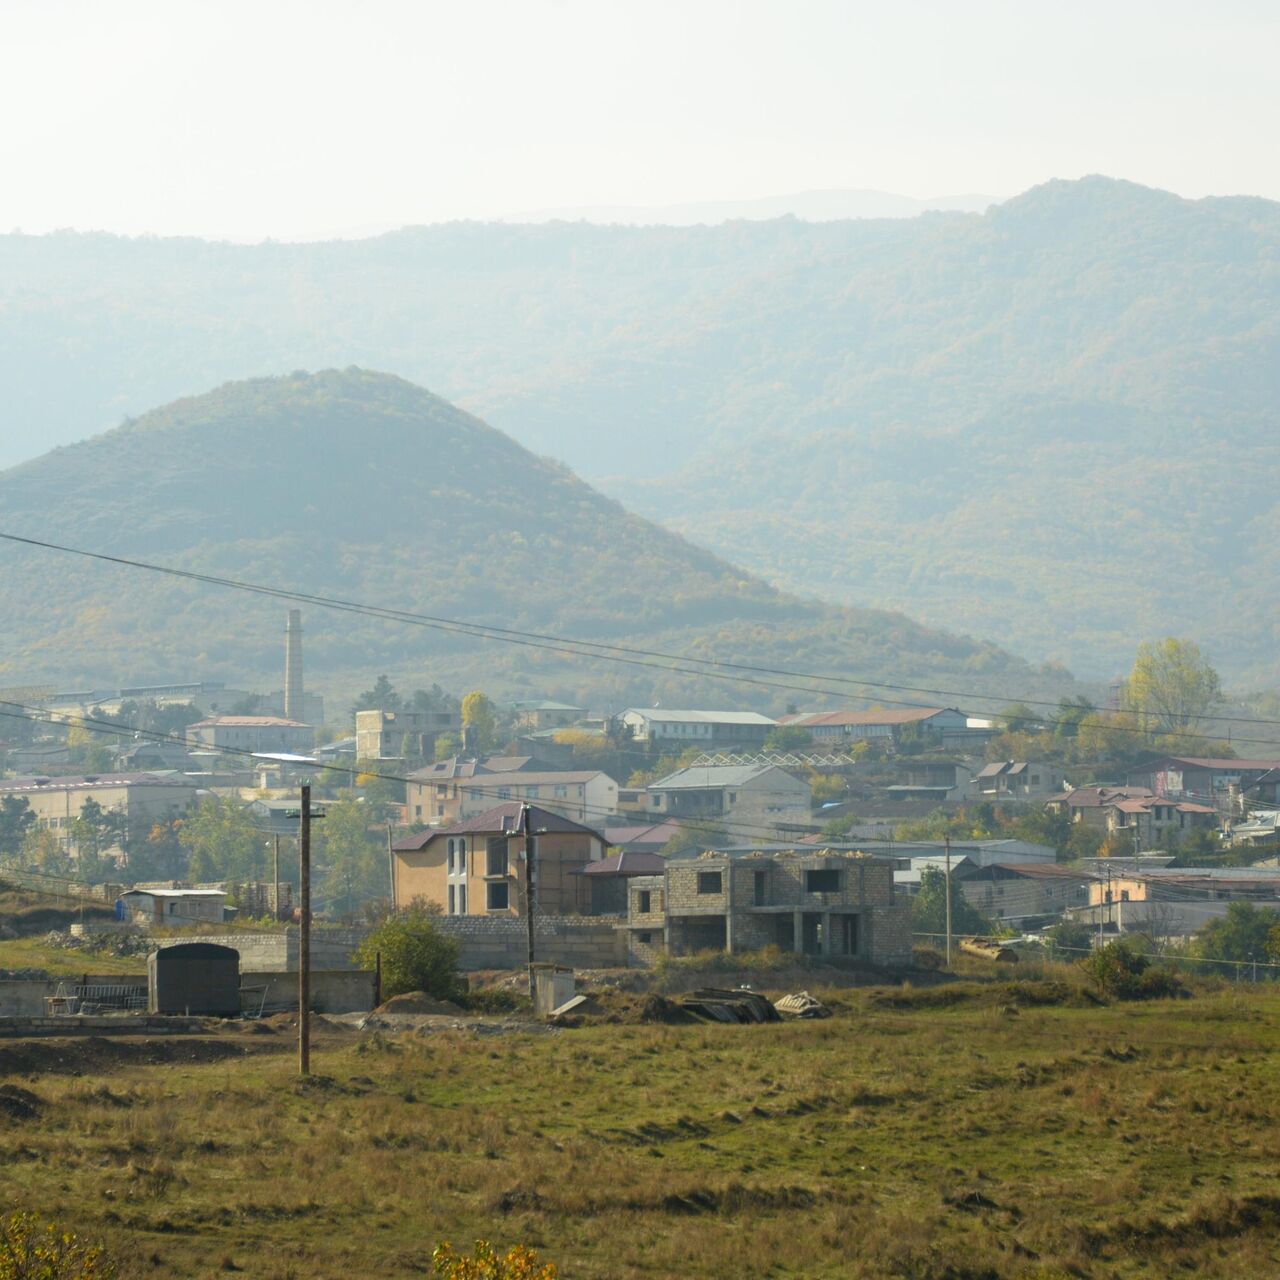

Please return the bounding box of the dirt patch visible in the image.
[0,1083,42,1120]
[569,990,697,1025]
[375,991,464,1016]
[0,904,116,937]
[0,1033,294,1077]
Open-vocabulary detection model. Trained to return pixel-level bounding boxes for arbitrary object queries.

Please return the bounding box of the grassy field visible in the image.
[2,976,1279,1279]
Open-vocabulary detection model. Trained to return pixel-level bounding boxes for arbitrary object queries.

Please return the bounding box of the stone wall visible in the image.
[158,928,369,972]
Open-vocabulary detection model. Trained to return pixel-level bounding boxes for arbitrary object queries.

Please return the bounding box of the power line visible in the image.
[2,530,1278,741]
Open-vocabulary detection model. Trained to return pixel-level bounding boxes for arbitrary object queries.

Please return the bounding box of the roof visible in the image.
[189,716,310,729]
[120,887,226,898]
[578,851,667,877]
[1135,757,1280,773]
[0,772,199,793]
[1108,796,1219,816]
[509,700,585,712]
[602,820,683,846]
[458,770,607,786]
[623,708,776,726]
[392,802,606,851]
[788,707,952,728]
[649,764,786,790]
[405,755,534,782]
[1049,786,1155,808]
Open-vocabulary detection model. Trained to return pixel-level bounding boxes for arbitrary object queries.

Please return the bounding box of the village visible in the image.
[2,610,1278,1029]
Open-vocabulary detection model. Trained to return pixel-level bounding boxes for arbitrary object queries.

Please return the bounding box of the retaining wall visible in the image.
[432,915,626,970]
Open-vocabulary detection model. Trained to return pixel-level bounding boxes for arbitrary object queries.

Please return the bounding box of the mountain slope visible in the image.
[0,370,1062,713]
[1,177,1276,679]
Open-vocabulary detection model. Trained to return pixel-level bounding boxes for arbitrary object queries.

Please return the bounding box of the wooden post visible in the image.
[523,804,536,1002]
[944,834,953,967]
[299,784,311,1076]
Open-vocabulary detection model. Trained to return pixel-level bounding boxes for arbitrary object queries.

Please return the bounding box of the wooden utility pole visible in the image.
[944,834,953,967]
[298,784,311,1077]
[272,835,280,922]
[522,804,537,1002]
[386,821,396,909]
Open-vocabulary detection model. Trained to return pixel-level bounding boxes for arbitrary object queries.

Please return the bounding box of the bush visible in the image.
[354,906,461,1000]
[432,1240,556,1279]
[456,987,531,1015]
[1079,940,1183,1001]
[0,1211,117,1279]
[912,946,945,971]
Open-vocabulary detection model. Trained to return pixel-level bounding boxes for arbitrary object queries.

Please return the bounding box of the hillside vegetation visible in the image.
[0,370,1063,711]
[0,178,1277,678]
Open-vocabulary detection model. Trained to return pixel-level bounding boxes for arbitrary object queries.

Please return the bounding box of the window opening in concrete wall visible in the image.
[753,870,767,905]
[806,869,840,894]
[638,889,651,913]
[697,871,723,895]
[486,837,508,877]
[487,881,509,911]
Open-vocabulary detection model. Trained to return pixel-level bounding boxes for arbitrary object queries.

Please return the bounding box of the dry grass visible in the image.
[2,986,1280,1277]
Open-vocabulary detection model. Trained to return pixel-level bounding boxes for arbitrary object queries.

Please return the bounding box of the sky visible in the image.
[1,0,1277,241]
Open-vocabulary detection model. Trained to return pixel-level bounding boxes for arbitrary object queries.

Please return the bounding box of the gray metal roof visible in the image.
[649,764,782,789]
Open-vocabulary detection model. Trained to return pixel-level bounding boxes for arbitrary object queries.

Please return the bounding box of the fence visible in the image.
[912,931,1280,983]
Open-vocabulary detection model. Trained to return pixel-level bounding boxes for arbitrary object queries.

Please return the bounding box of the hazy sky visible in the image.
[2,0,1277,240]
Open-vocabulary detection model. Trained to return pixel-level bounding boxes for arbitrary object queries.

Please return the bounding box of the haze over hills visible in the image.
[0,370,1064,715]
[1,177,1277,681]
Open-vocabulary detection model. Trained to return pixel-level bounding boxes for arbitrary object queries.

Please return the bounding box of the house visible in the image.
[955,863,1092,924]
[355,708,459,761]
[1045,786,1155,830]
[620,848,912,968]
[186,716,314,756]
[645,764,811,836]
[1071,866,1280,938]
[599,819,684,854]
[390,802,608,916]
[117,887,227,926]
[884,759,973,802]
[577,850,668,915]
[456,770,619,826]
[781,707,969,746]
[1125,757,1280,816]
[1100,794,1219,849]
[1230,810,1280,848]
[0,773,201,858]
[619,708,776,750]
[973,761,1059,801]
[403,755,536,825]
[113,739,196,772]
[508,700,585,731]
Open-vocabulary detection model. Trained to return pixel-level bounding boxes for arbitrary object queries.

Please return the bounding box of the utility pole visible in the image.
[298,785,311,1077]
[944,834,953,967]
[272,835,280,923]
[386,821,396,909]
[522,803,537,1002]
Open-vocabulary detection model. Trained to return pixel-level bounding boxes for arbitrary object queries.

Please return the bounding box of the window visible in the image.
[448,885,455,915]
[414,805,422,819]
[446,838,455,873]
[697,871,722,895]
[554,785,568,798]
[486,838,508,877]
[458,885,467,913]
[525,786,540,799]
[728,792,738,804]
[806,869,840,894]
[638,932,652,944]
[497,787,511,800]
[754,870,767,906]
[638,890,652,913]
[487,881,509,911]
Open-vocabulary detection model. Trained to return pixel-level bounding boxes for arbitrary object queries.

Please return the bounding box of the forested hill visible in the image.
[1,177,1277,679]
[0,371,1065,712]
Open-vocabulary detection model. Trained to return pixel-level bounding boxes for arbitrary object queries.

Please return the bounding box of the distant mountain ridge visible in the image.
[0,176,1276,680]
[0,371,1063,712]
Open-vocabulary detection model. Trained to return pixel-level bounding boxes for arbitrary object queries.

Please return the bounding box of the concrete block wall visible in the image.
[431,915,626,970]
[157,928,370,972]
[867,904,913,966]
[241,969,376,1014]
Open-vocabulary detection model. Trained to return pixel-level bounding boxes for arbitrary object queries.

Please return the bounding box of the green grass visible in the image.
[2,982,1280,1277]
[0,936,145,976]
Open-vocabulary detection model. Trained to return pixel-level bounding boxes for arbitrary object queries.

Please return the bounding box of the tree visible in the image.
[997,703,1040,734]
[65,724,113,773]
[22,826,70,875]
[1053,695,1095,739]
[0,796,34,858]
[432,731,462,761]
[126,817,187,881]
[318,800,387,920]
[1080,939,1182,1000]
[910,866,992,936]
[1044,919,1093,954]
[432,1240,557,1280]
[0,1210,118,1279]
[764,725,813,752]
[353,675,400,716]
[179,796,263,882]
[354,906,461,999]
[1194,901,1280,965]
[1125,638,1222,737]
[460,691,497,752]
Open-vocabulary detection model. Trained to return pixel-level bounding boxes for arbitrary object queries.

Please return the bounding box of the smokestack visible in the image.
[284,609,303,721]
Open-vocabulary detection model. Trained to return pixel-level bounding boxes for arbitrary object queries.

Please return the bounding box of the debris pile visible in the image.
[678,988,780,1024]
[773,991,831,1019]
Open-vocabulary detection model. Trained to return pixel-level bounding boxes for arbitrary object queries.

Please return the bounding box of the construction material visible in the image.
[678,987,781,1024]
[960,937,1020,963]
[774,991,831,1019]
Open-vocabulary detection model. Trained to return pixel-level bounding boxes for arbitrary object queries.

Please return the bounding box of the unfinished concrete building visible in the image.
[623,849,912,967]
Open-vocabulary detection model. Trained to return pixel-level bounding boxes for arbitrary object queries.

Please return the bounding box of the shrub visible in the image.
[456,987,531,1015]
[912,946,944,971]
[0,1211,117,1279]
[1080,940,1183,1001]
[354,906,461,1000]
[432,1240,557,1279]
